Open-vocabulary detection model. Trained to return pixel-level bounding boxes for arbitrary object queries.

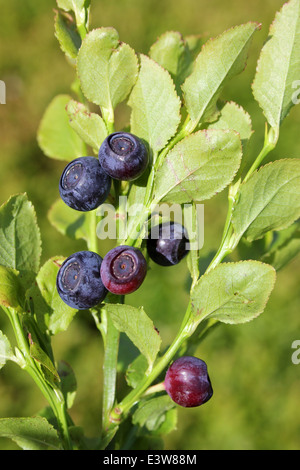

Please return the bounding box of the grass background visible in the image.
[0,0,299,450]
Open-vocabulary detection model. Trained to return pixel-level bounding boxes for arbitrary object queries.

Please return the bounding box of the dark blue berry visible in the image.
[59,156,111,211]
[164,356,213,408]
[98,132,149,181]
[147,221,189,266]
[56,251,107,309]
[100,245,147,295]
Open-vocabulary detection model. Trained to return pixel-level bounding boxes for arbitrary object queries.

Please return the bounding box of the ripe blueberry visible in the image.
[59,156,111,211]
[147,221,189,266]
[56,251,107,309]
[164,356,213,408]
[100,245,147,295]
[98,132,149,181]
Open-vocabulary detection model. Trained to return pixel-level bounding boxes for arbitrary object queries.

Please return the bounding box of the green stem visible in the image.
[102,107,115,134]
[109,300,193,424]
[101,306,121,434]
[243,124,277,183]
[87,210,98,252]
[124,205,152,247]
[3,307,72,450]
[77,22,88,41]
[206,124,278,273]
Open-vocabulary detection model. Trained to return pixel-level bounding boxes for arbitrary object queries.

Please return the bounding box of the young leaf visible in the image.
[252,0,300,133]
[182,22,259,127]
[207,101,253,153]
[132,395,176,433]
[0,194,41,288]
[57,360,77,409]
[54,9,81,60]
[232,159,300,243]
[77,28,138,122]
[0,331,16,370]
[29,338,60,385]
[126,354,149,389]
[128,54,181,156]
[66,99,108,153]
[149,31,205,97]
[191,261,276,325]
[0,417,62,450]
[261,221,300,271]
[0,265,24,312]
[104,303,161,370]
[57,0,91,27]
[48,198,93,246]
[154,128,242,204]
[37,94,86,161]
[26,256,78,336]
[185,34,205,60]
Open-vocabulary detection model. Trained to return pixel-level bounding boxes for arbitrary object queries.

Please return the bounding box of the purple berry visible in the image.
[100,245,147,295]
[147,221,189,266]
[59,156,111,211]
[164,356,213,407]
[98,132,149,181]
[56,251,107,309]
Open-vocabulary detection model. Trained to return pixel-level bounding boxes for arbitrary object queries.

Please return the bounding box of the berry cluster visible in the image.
[56,132,210,409]
[56,132,189,310]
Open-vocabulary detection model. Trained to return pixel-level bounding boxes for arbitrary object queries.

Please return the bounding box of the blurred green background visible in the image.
[0,0,300,450]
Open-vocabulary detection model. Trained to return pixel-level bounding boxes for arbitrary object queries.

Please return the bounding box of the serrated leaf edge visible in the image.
[232,158,300,240]
[191,259,277,324]
[155,128,243,203]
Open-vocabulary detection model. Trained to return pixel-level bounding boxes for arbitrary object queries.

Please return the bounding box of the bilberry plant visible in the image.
[0,0,299,451]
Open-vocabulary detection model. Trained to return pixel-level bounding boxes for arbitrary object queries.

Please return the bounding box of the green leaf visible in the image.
[0,416,62,450]
[252,0,300,133]
[132,395,176,433]
[128,54,181,155]
[48,198,96,247]
[182,22,259,127]
[29,338,60,385]
[27,256,78,336]
[126,354,149,388]
[207,101,253,153]
[232,159,300,242]
[57,0,91,26]
[149,31,205,97]
[54,9,81,59]
[0,331,16,370]
[57,0,90,11]
[37,94,86,161]
[191,261,276,325]
[185,34,205,59]
[57,0,74,10]
[262,221,300,270]
[151,406,177,437]
[0,194,41,288]
[57,360,77,409]
[185,202,201,286]
[66,99,108,153]
[77,28,138,121]
[0,265,24,312]
[104,303,161,370]
[154,128,242,203]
